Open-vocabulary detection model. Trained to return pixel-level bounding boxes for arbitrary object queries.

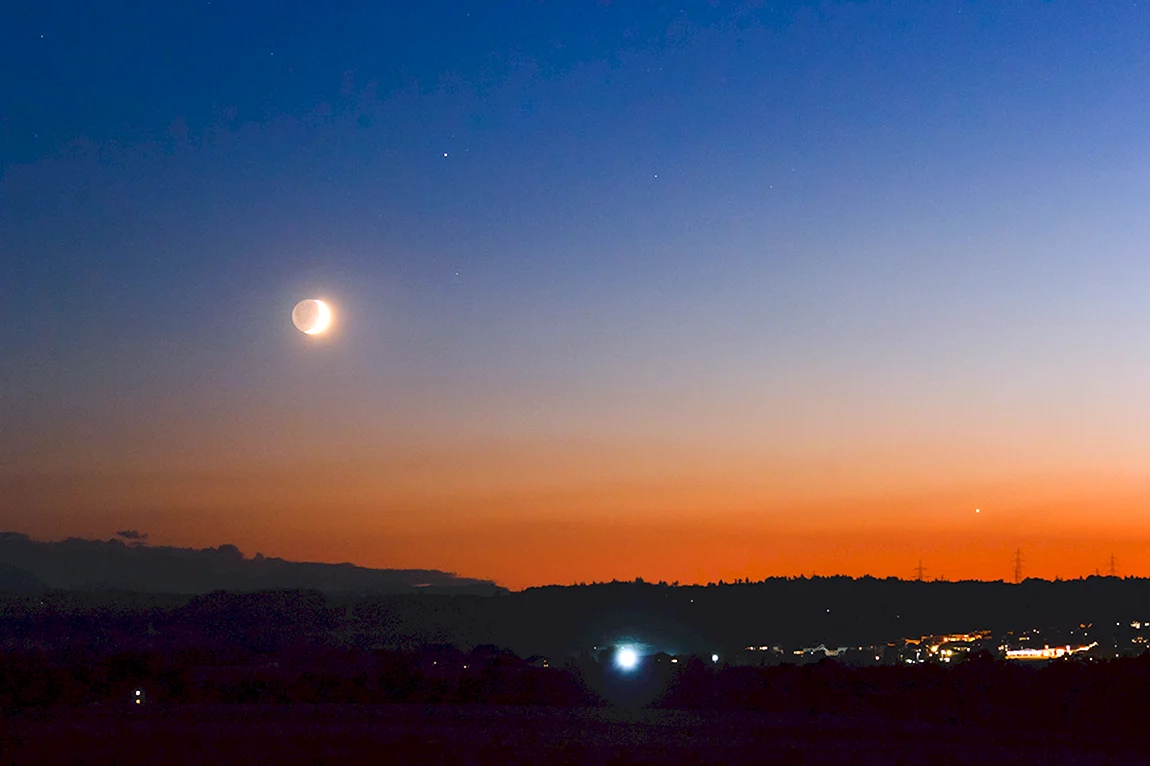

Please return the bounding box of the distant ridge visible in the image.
[0,532,505,596]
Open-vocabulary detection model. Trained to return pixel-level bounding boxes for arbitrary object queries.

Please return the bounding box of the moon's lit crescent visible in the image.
[292,298,332,335]
[307,300,331,334]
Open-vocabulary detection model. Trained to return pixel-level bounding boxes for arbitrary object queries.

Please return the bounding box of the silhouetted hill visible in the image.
[0,532,504,596]
[333,576,1150,656]
[493,576,1150,656]
[5,532,1150,658]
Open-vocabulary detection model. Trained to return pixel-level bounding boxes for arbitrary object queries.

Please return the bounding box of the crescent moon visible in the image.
[292,298,333,335]
[306,300,332,335]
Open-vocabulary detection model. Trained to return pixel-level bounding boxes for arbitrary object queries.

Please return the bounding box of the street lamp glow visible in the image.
[615,647,639,671]
[711,653,719,664]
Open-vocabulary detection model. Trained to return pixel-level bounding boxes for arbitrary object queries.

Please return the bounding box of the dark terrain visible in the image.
[2,703,1143,765]
[2,635,1149,764]
[6,533,1150,657]
[4,536,1150,763]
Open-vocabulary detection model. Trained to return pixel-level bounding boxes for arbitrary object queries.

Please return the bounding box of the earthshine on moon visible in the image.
[292,299,332,335]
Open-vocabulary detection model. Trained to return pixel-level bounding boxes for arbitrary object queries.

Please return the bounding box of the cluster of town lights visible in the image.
[609,623,1132,674]
[1003,642,1098,660]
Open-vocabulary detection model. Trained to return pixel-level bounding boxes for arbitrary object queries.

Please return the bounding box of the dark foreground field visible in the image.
[1,704,1139,765]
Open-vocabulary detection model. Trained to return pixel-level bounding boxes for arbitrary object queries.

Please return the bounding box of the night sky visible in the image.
[3,2,1149,589]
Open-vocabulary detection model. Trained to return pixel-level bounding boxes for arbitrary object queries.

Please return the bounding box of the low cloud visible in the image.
[0,533,503,594]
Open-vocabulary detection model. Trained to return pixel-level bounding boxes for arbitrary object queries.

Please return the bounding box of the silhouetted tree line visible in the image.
[4,577,1150,659]
[504,576,1150,654]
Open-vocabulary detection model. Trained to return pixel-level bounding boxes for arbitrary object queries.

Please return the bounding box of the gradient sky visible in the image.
[3,1,1149,589]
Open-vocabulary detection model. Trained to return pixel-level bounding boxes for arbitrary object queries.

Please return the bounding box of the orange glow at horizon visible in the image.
[4,436,1150,590]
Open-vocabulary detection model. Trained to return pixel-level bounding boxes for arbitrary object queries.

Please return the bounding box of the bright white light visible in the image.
[615,647,639,671]
[711,653,719,663]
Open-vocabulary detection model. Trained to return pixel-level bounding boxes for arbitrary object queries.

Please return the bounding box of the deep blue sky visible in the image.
[3,1,1149,586]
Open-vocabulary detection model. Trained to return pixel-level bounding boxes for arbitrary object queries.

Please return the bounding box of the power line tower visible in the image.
[914,560,927,582]
[1012,548,1024,584]
[1108,554,1118,578]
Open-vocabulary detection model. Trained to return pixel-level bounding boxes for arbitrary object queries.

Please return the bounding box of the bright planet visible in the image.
[292,299,332,335]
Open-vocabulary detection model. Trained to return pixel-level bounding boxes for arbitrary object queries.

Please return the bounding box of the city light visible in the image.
[711,654,719,664]
[1004,642,1098,661]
